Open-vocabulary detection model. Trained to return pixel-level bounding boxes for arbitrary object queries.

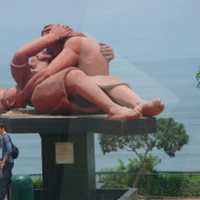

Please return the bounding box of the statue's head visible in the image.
[40,24,85,57]
[41,24,73,36]
[41,24,73,57]
[0,88,17,114]
[41,24,53,36]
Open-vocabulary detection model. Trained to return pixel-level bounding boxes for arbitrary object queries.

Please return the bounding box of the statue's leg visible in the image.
[65,69,142,120]
[104,84,165,116]
[89,76,165,117]
[31,67,76,114]
[31,68,141,120]
[103,84,165,117]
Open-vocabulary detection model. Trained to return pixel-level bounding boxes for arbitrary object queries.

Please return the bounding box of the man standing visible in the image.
[0,125,14,200]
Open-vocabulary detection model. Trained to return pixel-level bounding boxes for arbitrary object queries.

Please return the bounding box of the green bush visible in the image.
[102,173,200,196]
[196,70,200,88]
[99,159,200,197]
[31,176,43,189]
[142,174,190,196]
[99,156,159,188]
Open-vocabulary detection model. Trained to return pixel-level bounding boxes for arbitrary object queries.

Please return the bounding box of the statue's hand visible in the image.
[99,43,114,63]
[49,24,73,41]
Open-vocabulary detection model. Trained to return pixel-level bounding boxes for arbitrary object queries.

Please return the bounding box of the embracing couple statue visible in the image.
[0,24,164,120]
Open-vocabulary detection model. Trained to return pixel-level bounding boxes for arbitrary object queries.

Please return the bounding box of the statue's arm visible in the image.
[20,41,79,103]
[10,33,61,90]
[11,33,61,66]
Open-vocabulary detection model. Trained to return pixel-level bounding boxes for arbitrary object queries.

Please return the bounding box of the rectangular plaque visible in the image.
[55,142,74,164]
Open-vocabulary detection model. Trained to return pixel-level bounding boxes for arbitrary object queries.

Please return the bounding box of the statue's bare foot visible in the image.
[139,99,165,117]
[108,105,142,120]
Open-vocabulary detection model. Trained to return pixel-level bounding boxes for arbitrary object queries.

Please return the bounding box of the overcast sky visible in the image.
[0,0,200,66]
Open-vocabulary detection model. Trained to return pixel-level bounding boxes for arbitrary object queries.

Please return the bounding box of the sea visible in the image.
[0,57,199,175]
[0,0,200,174]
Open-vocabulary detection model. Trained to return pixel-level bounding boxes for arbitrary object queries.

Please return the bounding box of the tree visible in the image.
[99,118,189,187]
[196,70,200,88]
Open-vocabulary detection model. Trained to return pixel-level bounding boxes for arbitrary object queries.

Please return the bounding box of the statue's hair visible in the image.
[41,24,54,36]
